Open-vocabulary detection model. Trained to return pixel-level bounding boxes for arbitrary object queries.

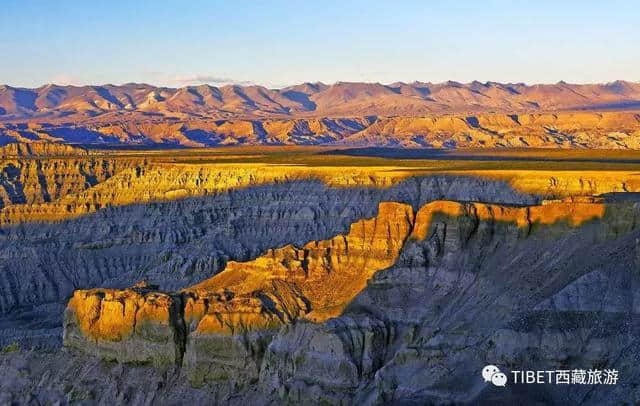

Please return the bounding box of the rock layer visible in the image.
[63,202,414,372]
[1,175,536,349]
[64,284,184,368]
[61,198,636,405]
[3,150,640,225]
[263,201,640,405]
[0,155,135,211]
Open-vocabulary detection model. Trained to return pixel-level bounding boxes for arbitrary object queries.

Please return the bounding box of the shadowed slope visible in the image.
[0,175,537,349]
[63,199,609,369]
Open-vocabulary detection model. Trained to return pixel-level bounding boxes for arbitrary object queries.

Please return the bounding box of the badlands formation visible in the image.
[1,144,640,404]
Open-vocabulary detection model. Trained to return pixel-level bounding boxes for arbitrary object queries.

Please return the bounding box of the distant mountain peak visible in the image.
[0,80,639,121]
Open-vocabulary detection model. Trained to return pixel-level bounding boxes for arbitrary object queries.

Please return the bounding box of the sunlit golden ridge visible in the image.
[2,147,640,225]
[65,198,608,344]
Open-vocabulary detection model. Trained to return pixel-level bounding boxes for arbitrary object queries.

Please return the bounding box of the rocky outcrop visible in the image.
[261,201,640,405]
[0,175,536,349]
[181,202,413,389]
[64,281,186,368]
[0,142,90,158]
[63,202,414,382]
[0,154,137,210]
[61,197,639,404]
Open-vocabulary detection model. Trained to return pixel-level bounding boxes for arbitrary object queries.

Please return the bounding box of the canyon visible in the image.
[1,145,640,404]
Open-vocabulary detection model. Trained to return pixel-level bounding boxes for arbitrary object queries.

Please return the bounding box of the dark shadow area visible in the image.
[600,192,640,202]
[0,174,537,348]
[281,90,317,110]
[182,129,225,146]
[338,202,640,405]
[576,100,640,111]
[13,89,38,111]
[186,87,205,106]
[45,127,107,144]
[93,87,124,109]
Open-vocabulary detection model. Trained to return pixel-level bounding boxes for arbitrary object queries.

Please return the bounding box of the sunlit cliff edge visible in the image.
[2,151,640,225]
[61,197,638,403]
[64,199,609,349]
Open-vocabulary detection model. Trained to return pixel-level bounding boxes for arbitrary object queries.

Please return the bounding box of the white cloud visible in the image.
[171,74,254,86]
[48,73,88,86]
[143,71,254,87]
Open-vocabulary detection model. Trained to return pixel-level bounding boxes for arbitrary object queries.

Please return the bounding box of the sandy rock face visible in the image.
[261,202,640,405]
[0,155,132,211]
[0,174,537,350]
[63,202,415,382]
[60,198,639,404]
[187,201,414,326]
[180,202,414,388]
[64,285,186,368]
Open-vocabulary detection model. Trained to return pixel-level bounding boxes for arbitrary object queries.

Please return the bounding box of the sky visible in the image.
[1,0,638,88]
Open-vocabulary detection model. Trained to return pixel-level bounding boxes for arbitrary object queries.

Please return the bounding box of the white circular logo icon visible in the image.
[482,365,507,386]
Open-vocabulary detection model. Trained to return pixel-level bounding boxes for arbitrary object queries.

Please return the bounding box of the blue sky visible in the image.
[1,0,638,88]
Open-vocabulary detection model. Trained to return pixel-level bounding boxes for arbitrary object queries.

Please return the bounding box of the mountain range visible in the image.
[1,80,640,149]
[2,80,640,122]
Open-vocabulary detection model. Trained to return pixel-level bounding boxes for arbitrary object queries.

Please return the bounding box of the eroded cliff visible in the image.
[0,175,537,350]
[63,202,414,368]
[3,151,640,225]
[263,200,640,405]
[3,151,640,404]
[61,197,638,404]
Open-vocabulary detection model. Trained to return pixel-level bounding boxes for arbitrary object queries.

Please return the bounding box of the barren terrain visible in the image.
[1,144,640,404]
